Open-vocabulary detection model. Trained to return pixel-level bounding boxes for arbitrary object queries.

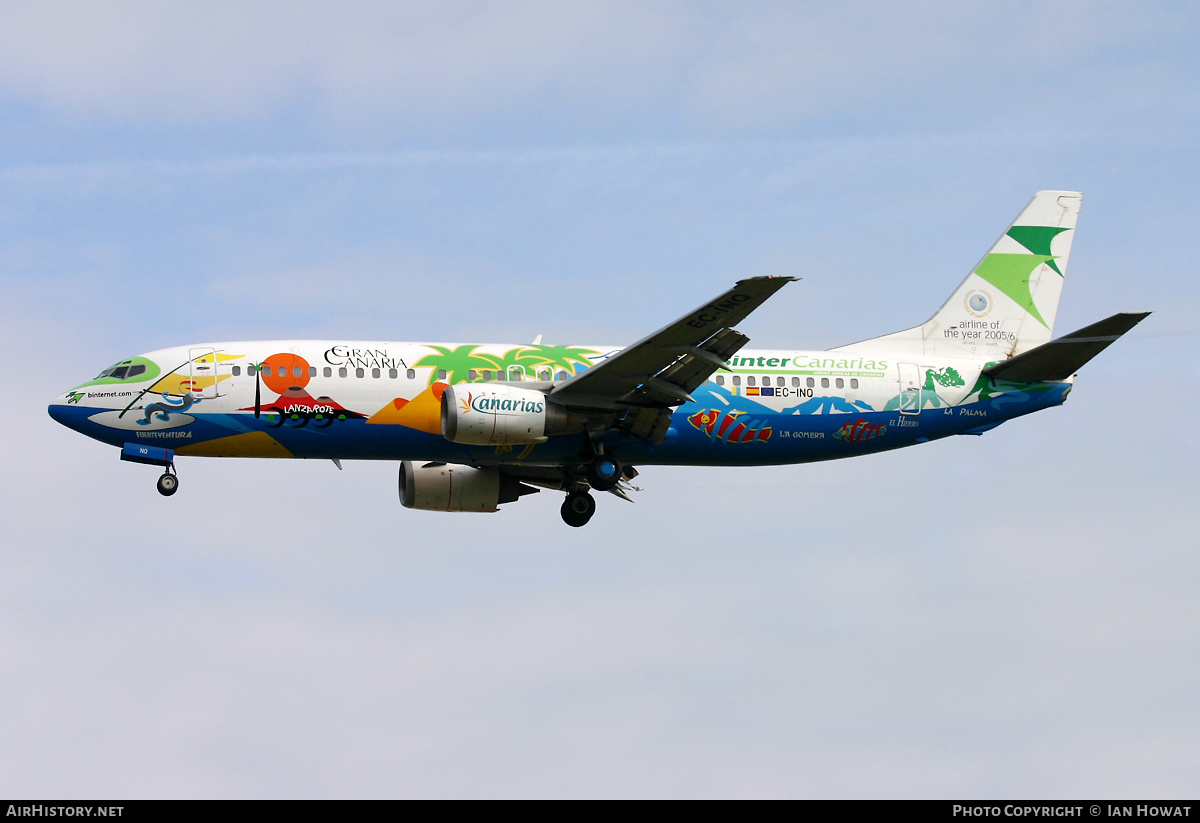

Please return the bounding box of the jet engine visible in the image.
[441,384,573,446]
[399,461,538,512]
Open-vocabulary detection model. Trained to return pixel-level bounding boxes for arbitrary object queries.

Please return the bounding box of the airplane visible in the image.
[48,191,1147,527]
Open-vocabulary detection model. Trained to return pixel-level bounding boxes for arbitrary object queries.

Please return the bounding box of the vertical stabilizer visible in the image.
[836,191,1082,359]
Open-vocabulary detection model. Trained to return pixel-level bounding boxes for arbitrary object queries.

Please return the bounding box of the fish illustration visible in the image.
[833,418,887,443]
[687,408,772,443]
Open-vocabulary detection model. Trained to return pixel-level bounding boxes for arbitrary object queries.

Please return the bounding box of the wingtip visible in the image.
[738,275,800,284]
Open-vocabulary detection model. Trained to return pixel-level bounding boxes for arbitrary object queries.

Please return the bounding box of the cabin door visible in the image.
[188,347,222,400]
[898,362,922,416]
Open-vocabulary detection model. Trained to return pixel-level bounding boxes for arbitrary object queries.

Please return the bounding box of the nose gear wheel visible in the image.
[156,471,178,497]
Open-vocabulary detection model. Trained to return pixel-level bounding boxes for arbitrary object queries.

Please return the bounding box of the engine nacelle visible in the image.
[399,461,536,512]
[441,384,554,446]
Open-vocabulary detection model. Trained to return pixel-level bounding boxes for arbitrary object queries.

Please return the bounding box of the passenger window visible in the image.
[836,378,844,389]
[406,369,415,380]
[338,368,347,378]
[556,370,569,381]
[388,368,397,379]
[293,367,302,377]
[539,368,551,381]
[791,377,799,387]
[715,375,724,386]
[323,367,332,378]
[747,377,756,387]
[821,378,829,389]
[732,376,741,386]
[231,366,241,376]
[482,370,492,381]
[850,378,859,389]
[309,367,317,377]
[806,377,815,388]
[371,368,380,378]
[356,368,365,378]
[469,370,477,381]
[437,369,447,381]
[776,376,784,387]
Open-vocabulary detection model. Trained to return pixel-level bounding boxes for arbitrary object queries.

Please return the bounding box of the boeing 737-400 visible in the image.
[49,191,1147,526]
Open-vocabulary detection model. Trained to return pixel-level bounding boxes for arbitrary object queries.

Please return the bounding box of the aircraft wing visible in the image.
[982,311,1150,383]
[550,276,797,441]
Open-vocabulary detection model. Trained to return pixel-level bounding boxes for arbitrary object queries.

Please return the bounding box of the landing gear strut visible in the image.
[156,467,179,497]
[560,490,596,527]
[119,444,181,497]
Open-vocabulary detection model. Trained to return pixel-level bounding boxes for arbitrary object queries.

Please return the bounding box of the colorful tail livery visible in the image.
[49,193,1148,527]
[838,190,1081,359]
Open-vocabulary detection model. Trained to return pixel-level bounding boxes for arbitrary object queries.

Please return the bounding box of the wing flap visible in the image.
[982,311,1150,383]
[653,328,750,397]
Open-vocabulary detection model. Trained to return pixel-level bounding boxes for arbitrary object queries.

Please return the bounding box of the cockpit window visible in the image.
[94,363,145,380]
[83,357,161,387]
[94,360,134,380]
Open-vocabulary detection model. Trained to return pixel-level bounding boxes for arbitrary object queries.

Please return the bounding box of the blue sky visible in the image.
[3,1,1198,798]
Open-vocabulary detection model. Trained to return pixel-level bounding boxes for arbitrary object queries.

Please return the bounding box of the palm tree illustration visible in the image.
[251,360,264,418]
[494,345,600,380]
[415,344,601,386]
[414,345,504,386]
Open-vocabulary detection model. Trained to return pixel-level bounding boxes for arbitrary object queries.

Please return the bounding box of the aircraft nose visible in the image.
[48,394,84,431]
[48,399,72,426]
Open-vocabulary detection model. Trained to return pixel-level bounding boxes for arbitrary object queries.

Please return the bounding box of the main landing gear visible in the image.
[586,454,622,492]
[559,443,625,526]
[561,490,596,528]
[156,466,179,497]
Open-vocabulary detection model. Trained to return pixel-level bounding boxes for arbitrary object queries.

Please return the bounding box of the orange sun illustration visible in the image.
[261,353,311,395]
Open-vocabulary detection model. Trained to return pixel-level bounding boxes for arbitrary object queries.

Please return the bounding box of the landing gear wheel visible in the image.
[560,491,596,527]
[156,472,179,497]
[586,455,622,492]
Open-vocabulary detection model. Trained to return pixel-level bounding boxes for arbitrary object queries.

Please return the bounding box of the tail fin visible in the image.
[836,191,1082,359]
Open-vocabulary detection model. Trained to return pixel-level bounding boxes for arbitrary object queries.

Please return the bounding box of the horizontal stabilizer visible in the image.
[983,311,1150,383]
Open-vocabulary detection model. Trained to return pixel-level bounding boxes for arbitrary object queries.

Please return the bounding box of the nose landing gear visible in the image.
[156,468,179,497]
[120,443,181,498]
